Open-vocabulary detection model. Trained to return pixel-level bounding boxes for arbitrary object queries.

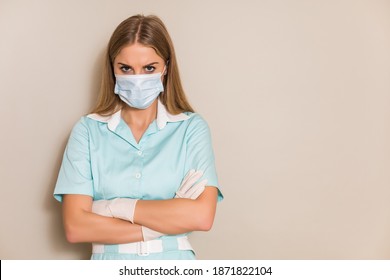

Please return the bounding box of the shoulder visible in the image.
[185,112,210,129]
[183,112,212,139]
[68,114,106,139]
[72,113,113,131]
[70,115,95,132]
[66,116,93,143]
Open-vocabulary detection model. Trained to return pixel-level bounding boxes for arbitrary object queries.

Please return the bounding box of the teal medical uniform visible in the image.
[53,99,223,260]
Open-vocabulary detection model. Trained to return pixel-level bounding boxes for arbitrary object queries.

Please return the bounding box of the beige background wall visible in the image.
[1,0,389,259]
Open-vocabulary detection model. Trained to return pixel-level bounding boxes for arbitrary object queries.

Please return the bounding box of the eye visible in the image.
[144,65,156,73]
[119,65,132,73]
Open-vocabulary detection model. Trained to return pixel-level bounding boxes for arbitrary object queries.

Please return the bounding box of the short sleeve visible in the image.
[184,114,223,202]
[53,118,94,202]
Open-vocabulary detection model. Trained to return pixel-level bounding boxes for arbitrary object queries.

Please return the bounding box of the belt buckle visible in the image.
[137,241,150,256]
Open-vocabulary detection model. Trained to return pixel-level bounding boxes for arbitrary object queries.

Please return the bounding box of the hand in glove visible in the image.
[92,198,138,223]
[175,169,207,199]
[143,169,208,241]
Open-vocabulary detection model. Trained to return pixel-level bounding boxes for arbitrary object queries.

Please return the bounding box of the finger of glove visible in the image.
[178,170,204,194]
[176,170,204,198]
[185,179,207,199]
[182,169,195,183]
[190,185,206,199]
[178,169,197,193]
[174,192,183,198]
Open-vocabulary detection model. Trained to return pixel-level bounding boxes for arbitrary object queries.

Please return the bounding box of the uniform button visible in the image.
[137,151,143,156]
[135,172,141,179]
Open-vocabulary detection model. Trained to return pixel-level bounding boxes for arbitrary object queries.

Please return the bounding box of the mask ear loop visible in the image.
[163,60,169,76]
[160,61,169,100]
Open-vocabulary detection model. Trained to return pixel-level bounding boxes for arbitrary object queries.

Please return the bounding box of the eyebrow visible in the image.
[117,62,160,67]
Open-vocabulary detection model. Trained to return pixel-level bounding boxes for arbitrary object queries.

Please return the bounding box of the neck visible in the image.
[121,99,158,128]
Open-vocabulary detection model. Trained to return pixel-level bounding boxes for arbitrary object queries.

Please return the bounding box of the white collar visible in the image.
[87,99,190,131]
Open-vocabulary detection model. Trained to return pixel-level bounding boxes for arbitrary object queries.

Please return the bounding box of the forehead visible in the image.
[114,43,163,65]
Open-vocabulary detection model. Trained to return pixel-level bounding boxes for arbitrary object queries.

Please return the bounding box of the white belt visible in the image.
[92,236,193,256]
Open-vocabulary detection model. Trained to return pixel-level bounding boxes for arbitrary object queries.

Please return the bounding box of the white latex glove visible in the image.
[92,199,111,217]
[141,226,164,241]
[92,199,159,241]
[175,169,208,199]
[106,198,139,223]
[91,198,138,223]
[143,170,208,241]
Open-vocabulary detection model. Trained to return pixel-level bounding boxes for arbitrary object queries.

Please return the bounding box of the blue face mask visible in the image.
[114,69,165,109]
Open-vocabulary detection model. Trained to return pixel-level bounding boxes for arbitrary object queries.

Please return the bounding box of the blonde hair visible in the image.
[91,14,194,116]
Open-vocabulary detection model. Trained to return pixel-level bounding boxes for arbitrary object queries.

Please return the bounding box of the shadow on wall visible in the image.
[44,47,106,259]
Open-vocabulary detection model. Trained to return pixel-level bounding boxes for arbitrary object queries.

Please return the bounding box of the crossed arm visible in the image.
[62,186,218,244]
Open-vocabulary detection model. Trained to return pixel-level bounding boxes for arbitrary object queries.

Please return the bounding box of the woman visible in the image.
[53,14,223,260]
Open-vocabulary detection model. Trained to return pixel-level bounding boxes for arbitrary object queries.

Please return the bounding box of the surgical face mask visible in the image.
[114,70,165,109]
